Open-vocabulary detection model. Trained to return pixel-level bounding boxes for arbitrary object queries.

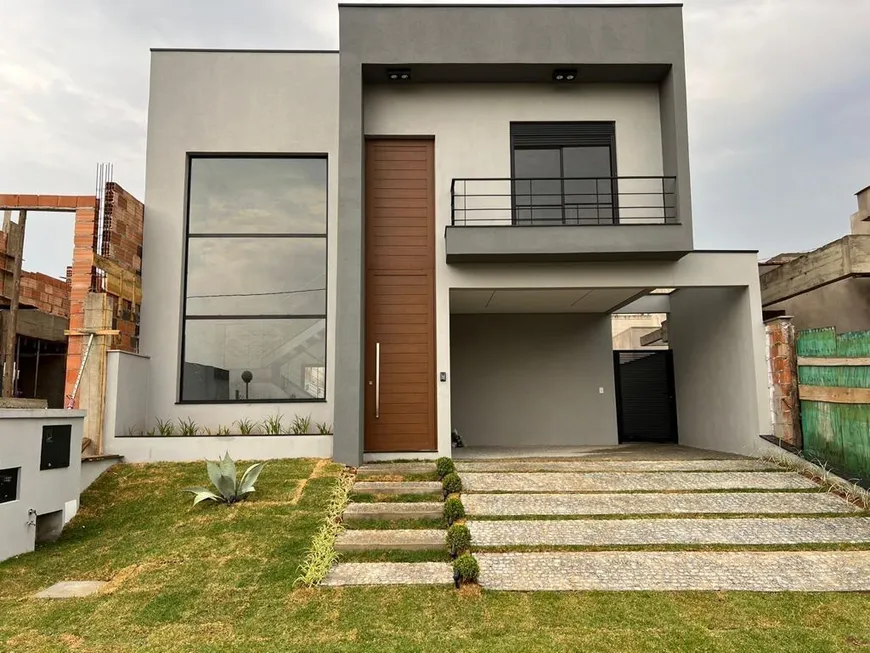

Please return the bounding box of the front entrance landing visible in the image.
[323,445,870,591]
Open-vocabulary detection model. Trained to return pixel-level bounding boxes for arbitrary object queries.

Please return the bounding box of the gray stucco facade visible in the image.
[133,4,769,468]
[335,3,693,465]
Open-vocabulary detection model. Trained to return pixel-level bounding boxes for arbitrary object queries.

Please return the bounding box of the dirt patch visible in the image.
[290,459,333,505]
[59,634,85,649]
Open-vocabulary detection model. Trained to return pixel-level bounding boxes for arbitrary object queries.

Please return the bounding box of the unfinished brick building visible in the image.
[0,184,144,452]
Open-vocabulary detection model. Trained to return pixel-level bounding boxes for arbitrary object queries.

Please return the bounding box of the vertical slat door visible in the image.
[364,140,437,452]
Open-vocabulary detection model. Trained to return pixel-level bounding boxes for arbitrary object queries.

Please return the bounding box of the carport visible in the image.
[441,252,770,458]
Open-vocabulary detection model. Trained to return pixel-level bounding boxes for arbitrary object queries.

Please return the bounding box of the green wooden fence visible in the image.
[797,328,870,484]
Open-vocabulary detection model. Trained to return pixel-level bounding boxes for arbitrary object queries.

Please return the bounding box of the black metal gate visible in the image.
[614,351,678,444]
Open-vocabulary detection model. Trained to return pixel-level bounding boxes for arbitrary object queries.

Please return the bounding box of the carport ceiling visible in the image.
[450,288,649,314]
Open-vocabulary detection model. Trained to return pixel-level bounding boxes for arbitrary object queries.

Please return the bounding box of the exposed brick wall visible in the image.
[19,272,69,318]
[0,194,96,210]
[64,184,144,405]
[102,183,143,353]
[64,203,99,404]
[102,183,144,271]
[766,317,802,448]
[1,220,69,318]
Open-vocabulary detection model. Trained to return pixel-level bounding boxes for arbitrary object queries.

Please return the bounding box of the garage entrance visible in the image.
[614,351,678,444]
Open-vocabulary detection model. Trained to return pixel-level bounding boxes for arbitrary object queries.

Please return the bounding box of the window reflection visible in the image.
[181,156,328,402]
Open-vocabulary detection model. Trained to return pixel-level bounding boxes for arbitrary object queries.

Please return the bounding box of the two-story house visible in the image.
[133,3,771,466]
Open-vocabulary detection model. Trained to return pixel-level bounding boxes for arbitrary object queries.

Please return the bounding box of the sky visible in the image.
[1,0,869,277]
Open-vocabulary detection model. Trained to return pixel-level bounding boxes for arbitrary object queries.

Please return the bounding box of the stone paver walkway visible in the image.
[352,481,441,495]
[456,460,776,473]
[476,551,870,591]
[343,501,443,521]
[335,529,444,552]
[323,562,452,586]
[463,491,859,516]
[469,517,870,547]
[327,447,870,591]
[357,463,435,476]
[459,471,817,493]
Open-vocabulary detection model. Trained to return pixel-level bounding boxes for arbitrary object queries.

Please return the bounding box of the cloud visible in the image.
[1,0,868,273]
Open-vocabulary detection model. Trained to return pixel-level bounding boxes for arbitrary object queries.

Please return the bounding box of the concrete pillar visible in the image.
[79,293,112,455]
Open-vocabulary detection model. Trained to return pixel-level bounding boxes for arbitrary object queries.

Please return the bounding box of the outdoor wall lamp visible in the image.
[553,69,578,82]
[386,68,411,82]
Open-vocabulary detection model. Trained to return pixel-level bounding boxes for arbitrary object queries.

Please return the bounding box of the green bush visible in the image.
[442,472,463,497]
[436,457,455,479]
[453,553,480,585]
[443,496,465,525]
[446,523,472,556]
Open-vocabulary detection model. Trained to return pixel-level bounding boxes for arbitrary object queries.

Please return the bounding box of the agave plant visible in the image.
[183,453,266,506]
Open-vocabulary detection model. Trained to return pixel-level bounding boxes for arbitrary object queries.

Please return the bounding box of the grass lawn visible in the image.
[1,459,870,652]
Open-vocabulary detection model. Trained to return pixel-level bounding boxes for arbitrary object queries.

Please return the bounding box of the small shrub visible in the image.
[315,421,333,435]
[262,413,284,435]
[235,418,258,435]
[183,452,265,506]
[443,496,465,525]
[125,425,143,437]
[289,414,312,435]
[178,417,199,436]
[446,523,472,557]
[453,553,480,586]
[436,457,455,479]
[155,418,174,436]
[216,425,231,436]
[442,472,462,497]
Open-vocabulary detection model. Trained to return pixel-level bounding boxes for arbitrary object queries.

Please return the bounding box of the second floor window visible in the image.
[511,122,617,225]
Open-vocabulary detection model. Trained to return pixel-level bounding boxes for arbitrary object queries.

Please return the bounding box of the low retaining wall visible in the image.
[105,432,333,463]
[81,456,123,491]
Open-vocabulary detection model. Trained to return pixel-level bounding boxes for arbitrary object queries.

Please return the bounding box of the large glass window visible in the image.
[181,156,327,403]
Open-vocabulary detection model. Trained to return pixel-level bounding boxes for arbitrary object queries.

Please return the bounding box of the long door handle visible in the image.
[375,342,381,419]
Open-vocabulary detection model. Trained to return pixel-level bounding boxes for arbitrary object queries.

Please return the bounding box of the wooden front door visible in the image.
[364,139,437,452]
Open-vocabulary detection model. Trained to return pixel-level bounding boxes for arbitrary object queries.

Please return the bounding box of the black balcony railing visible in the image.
[450,176,678,226]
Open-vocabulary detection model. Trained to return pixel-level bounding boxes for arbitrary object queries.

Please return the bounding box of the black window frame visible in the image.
[0,467,19,504]
[178,153,329,405]
[510,121,619,225]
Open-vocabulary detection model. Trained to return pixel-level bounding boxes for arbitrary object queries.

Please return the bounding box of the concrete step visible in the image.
[323,562,452,586]
[459,471,818,493]
[335,529,444,552]
[455,459,777,474]
[343,502,444,522]
[463,491,859,517]
[357,463,436,476]
[468,517,870,547]
[353,481,442,495]
[476,551,870,591]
